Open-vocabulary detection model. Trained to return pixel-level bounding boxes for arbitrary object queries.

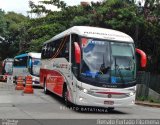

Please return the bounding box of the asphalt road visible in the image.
[0,82,160,125]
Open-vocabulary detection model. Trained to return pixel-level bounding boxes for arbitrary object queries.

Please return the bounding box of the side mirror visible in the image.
[136,48,147,68]
[74,42,81,64]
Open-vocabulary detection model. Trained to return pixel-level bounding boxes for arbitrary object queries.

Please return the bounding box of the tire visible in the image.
[63,85,71,107]
[44,80,49,94]
[107,107,115,112]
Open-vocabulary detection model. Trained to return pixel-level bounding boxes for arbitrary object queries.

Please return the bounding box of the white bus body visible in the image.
[40,26,146,109]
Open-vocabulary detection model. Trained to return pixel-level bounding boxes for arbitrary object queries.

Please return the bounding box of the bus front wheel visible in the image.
[63,85,71,107]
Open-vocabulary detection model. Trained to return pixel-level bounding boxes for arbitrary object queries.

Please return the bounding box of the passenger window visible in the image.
[50,40,59,58]
[59,36,70,61]
[42,44,47,59]
[42,36,69,60]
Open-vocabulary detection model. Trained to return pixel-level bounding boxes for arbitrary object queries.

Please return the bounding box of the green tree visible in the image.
[25,0,160,73]
[0,12,29,59]
[0,9,7,39]
[0,9,8,60]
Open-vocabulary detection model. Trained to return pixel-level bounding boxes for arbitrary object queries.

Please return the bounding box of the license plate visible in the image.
[104,101,114,105]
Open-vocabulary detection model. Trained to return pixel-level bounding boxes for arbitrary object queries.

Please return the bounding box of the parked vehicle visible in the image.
[0,58,14,81]
[13,52,41,85]
[40,26,147,110]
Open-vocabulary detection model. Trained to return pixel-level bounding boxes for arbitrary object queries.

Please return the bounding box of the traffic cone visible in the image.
[23,75,34,94]
[15,76,24,90]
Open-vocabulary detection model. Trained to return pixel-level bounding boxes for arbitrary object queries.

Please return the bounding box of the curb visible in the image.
[135,101,160,108]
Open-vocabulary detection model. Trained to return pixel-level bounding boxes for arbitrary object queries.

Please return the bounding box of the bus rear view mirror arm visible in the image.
[136,48,147,68]
[74,42,81,64]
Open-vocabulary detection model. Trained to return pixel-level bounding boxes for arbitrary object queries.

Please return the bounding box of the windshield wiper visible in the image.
[114,57,125,84]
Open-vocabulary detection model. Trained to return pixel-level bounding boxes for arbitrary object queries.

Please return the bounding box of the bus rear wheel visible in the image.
[44,81,49,94]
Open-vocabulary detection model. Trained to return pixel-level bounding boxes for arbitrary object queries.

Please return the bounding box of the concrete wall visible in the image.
[148,88,160,101]
[136,84,160,101]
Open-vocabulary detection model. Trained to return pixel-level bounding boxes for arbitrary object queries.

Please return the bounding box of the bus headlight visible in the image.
[77,85,93,94]
[129,92,134,96]
[126,91,135,97]
[83,89,88,93]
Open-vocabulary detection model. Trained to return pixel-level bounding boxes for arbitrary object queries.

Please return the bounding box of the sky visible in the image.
[0,0,100,16]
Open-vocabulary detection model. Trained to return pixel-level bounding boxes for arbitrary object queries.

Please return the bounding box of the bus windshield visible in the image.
[4,62,13,74]
[32,58,41,76]
[111,42,136,84]
[80,38,136,88]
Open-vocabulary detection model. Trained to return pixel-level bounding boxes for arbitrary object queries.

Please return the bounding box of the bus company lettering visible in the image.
[53,63,68,69]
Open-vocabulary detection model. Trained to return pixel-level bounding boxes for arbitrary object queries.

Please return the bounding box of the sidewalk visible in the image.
[135,101,160,108]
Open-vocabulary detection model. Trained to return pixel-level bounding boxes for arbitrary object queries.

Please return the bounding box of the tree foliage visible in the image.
[0,0,160,72]
[0,11,29,59]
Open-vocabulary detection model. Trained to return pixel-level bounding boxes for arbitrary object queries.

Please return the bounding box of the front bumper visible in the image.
[75,89,135,108]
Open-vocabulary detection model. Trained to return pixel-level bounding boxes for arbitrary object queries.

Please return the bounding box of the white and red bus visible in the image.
[40,26,146,111]
[0,58,14,81]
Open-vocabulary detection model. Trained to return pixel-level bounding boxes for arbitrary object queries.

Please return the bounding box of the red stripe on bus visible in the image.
[96,92,125,95]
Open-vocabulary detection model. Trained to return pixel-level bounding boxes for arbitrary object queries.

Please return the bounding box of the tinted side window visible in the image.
[14,57,28,67]
[46,44,51,58]
[50,40,59,58]
[42,36,69,59]
[59,36,70,61]
[42,44,47,59]
[51,36,69,59]
[48,43,53,58]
